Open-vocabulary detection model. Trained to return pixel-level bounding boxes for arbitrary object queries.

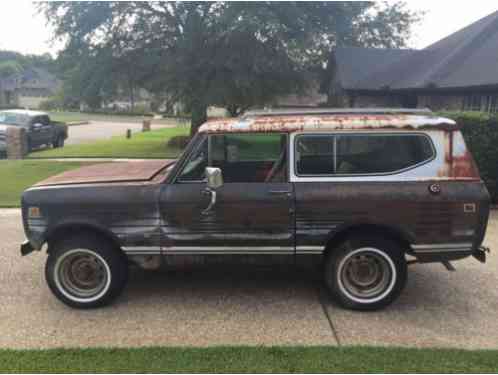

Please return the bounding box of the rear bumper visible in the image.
[412,242,490,263]
[20,240,35,256]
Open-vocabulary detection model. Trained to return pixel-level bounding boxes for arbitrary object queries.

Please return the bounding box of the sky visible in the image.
[0,1,497,56]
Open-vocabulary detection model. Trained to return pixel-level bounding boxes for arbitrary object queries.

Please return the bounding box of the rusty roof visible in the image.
[198,113,457,134]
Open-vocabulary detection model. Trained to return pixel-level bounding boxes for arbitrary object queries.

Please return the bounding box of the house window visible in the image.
[463,94,482,111]
[484,95,498,113]
[463,94,498,113]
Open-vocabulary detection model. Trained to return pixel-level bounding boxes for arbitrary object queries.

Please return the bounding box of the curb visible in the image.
[66,121,90,126]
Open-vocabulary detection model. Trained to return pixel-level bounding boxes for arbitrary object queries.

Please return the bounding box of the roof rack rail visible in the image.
[242,107,433,117]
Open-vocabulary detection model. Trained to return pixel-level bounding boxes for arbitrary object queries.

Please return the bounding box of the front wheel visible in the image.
[45,234,128,308]
[324,235,407,311]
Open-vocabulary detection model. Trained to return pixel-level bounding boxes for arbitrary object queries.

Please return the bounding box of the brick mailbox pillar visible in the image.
[142,117,152,132]
[6,127,28,159]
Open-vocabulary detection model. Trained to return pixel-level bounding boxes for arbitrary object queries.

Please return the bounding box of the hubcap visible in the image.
[55,249,110,301]
[338,248,395,303]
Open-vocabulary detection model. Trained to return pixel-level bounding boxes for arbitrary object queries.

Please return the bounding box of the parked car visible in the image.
[0,109,67,154]
[20,108,490,310]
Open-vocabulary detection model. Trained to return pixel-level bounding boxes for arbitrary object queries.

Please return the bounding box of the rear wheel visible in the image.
[324,235,407,311]
[46,234,128,308]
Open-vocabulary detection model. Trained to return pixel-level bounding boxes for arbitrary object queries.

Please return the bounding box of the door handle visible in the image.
[201,188,217,215]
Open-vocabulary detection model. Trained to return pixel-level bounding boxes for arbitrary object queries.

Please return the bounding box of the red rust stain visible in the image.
[438,131,479,180]
[200,114,458,133]
[451,151,480,179]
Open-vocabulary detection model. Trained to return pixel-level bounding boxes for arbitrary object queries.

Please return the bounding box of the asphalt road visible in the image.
[1,208,498,349]
[65,121,173,145]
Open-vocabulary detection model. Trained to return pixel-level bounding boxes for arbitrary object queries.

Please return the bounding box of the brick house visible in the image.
[0,67,59,109]
[328,10,498,112]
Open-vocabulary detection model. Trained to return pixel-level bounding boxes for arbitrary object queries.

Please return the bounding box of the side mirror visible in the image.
[205,167,223,190]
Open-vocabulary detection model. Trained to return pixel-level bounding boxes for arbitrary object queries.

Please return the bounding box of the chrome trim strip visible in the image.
[123,246,326,255]
[296,246,323,254]
[412,243,473,253]
[414,248,473,253]
[122,246,161,255]
[122,246,160,251]
[122,246,295,255]
[412,243,472,249]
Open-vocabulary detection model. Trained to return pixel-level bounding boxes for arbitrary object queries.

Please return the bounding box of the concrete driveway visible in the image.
[1,208,498,349]
[66,121,174,145]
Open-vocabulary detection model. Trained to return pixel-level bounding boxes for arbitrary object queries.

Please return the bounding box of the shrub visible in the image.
[441,112,498,202]
[39,97,62,111]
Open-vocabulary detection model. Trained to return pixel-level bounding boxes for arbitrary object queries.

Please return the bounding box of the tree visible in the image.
[40,2,419,133]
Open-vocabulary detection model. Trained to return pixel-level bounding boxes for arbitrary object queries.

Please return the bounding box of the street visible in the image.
[65,121,173,145]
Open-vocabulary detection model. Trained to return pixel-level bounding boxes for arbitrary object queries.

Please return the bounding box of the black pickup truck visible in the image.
[0,109,68,153]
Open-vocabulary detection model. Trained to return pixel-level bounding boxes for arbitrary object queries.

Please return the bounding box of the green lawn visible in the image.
[1,346,498,373]
[29,127,189,159]
[0,161,89,207]
[48,111,190,126]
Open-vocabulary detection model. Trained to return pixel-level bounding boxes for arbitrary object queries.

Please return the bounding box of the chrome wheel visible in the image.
[337,247,396,304]
[54,249,111,303]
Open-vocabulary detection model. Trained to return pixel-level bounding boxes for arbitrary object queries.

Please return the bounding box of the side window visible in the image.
[178,138,208,182]
[210,133,287,183]
[295,133,434,176]
[177,133,288,183]
[33,116,47,125]
[295,135,335,175]
[336,134,433,174]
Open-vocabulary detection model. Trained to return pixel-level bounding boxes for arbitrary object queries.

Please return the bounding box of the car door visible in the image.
[159,132,295,254]
[29,116,51,147]
[39,115,54,146]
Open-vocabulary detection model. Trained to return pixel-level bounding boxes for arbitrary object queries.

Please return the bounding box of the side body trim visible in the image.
[411,242,473,253]
[121,246,325,255]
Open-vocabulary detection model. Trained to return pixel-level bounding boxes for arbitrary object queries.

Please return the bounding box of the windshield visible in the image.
[0,112,29,126]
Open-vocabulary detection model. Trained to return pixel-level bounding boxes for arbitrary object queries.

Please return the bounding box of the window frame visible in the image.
[293,132,436,178]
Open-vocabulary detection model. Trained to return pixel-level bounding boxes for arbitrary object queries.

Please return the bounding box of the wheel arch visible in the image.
[45,222,122,254]
[324,223,413,256]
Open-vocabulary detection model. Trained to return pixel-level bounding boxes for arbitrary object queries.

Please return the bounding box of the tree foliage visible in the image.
[40,1,420,132]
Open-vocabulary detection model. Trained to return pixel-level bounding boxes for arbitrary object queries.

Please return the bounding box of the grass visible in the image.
[48,111,190,126]
[0,161,89,207]
[29,127,189,159]
[1,346,498,373]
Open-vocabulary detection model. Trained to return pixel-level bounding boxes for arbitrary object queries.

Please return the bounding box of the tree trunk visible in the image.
[190,100,207,136]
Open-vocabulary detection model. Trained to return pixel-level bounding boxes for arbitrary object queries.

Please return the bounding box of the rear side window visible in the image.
[295,133,434,176]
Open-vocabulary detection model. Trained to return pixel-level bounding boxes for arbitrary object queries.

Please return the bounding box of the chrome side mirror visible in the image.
[202,167,223,215]
[205,167,223,190]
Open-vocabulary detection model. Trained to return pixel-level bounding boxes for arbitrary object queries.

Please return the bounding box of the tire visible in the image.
[53,135,64,148]
[45,233,128,309]
[324,235,407,311]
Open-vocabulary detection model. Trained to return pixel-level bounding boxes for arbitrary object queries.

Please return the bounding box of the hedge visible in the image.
[440,112,498,203]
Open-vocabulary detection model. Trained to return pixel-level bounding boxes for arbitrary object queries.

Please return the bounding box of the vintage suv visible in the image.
[20,108,490,310]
